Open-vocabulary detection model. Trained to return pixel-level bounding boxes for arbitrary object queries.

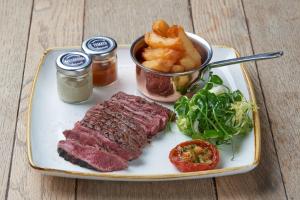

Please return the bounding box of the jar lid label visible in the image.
[56,52,91,75]
[82,36,117,55]
[87,38,111,51]
[61,53,86,67]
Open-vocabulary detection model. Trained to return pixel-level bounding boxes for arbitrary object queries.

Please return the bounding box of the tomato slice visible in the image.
[169,140,219,172]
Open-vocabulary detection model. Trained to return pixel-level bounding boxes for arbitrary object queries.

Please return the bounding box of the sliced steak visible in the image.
[106,100,162,133]
[73,123,142,160]
[57,91,174,172]
[81,109,145,150]
[91,103,151,138]
[110,97,167,131]
[111,92,175,136]
[101,106,148,142]
[100,103,151,136]
[63,130,99,148]
[85,105,148,147]
[58,140,128,172]
[112,92,174,120]
[63,129,139,160]
[103,101,161,136]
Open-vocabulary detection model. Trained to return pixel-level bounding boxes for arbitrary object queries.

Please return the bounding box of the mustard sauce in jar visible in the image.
[82,36,118,86]
[56,52,92,103]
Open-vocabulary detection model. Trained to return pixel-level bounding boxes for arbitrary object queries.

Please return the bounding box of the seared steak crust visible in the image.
[80,110,143,151]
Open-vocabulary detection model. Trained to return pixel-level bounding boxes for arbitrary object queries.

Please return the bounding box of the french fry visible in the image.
[166,25,180,38]
[171,65,185,73]
[177,27,201,67]
[179,56,196,70]
[142,48,183,63]
[152,19,170,37]
[144,32,184,51]
[142,59,173,73]
[142,20,202,73]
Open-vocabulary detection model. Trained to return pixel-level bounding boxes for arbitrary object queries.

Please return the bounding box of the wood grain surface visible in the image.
[6,0,84,199]
[0,0,33,199]
[0,0,298,199]
[83,0,194,43]
[191,0,287,199]
[77,0,216,199]
[243,0,300,199]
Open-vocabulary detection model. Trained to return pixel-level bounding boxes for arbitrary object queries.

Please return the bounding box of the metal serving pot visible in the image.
[130,32,283,102]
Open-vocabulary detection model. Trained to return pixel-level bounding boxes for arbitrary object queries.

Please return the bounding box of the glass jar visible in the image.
[56,52,93,103]
[82,36,118,86]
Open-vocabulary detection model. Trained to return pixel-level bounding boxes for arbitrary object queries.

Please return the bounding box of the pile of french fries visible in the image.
[142,20,202,73]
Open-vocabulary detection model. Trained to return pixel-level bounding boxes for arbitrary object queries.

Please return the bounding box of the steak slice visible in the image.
[58,140,128,172]
[73,124,142,160]
[103,101,161,137]
[100,103,151,136]
[87,104,149,147]
[80,110,144,151]
[110,97,167,131]
[85,105,148,147]
[112,92,174,120]
[63,129,138,161]
[63,130,99,148]
[106,100,162,134]
[111,92,175,136]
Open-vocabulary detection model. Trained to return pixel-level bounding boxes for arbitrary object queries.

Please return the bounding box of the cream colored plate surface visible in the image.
[27,46,260,181]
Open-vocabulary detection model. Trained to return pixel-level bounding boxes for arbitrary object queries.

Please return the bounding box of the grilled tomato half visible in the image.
[169,140,219,172]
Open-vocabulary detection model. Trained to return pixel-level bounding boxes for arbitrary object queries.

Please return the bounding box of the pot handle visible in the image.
[205,51,283,69]
[187,51,283,93]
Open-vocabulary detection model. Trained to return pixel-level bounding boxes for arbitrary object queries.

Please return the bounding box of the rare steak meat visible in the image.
[111,92,175,136]
[58,140,128,172]
[112,92,174,120]
[102,102,151,136]
[57,91,174,172]
[101,105,149,142]
[63,128,140,160]
[80,109,144,152]
[103,101,161,137]
[84,104,148,147]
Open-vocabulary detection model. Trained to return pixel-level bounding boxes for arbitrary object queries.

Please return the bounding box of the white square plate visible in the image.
[27,46,260,181]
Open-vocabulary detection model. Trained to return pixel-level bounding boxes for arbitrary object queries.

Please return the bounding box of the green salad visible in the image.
[174,72,256,145]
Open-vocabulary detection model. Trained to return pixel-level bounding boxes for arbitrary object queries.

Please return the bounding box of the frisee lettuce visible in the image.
[174,72,256,145]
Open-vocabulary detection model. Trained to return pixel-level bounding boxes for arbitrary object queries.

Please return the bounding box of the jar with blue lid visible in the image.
[56,52,93,103]
[82,36,118,86]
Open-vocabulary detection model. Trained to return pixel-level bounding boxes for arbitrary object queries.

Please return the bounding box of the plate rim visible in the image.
[26,45,261,180]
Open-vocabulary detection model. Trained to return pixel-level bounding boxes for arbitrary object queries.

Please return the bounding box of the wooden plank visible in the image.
[0,0,33,199]
[77,180,216,200]
[83,0,194,43]
[242,0,300,199]
[77,1,216,199]
[191,0,287,199]
[6,0,84,199]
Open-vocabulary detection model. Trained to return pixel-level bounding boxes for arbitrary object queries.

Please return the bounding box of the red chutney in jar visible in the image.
[82,36,118,86]
[91,56,117,86]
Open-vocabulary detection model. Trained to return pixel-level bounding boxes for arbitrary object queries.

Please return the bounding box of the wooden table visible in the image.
[0,0,299,199]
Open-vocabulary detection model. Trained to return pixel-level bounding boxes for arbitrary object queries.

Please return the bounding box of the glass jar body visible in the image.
[92,55,117,86]
[56,70,93,103]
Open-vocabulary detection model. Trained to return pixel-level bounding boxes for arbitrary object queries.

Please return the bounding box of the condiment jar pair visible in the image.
[56,36,118,103]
